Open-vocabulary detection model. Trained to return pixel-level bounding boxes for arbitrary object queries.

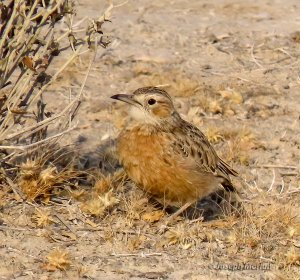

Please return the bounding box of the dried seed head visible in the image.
[285,248,300,265]
[20,159,40,179]
[33,208,53,227]
[39,166,57,184]
[46,248,71,270]
[81,190,119,216]
[19,179,39,199]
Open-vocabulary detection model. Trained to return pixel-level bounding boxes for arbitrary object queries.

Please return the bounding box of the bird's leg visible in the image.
[158,200,196,233]
[166,200,196,223]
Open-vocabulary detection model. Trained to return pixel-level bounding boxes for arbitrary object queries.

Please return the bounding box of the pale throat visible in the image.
[128,106,158,124]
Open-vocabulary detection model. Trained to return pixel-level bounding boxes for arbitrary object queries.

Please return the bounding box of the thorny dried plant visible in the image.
[80,189,120,217]
[80,169,126,216]
[43,248,72,271]
[17,147,82,201]
[33,207,54,227]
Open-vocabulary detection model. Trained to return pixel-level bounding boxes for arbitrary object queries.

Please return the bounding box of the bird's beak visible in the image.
[110,94,142,107]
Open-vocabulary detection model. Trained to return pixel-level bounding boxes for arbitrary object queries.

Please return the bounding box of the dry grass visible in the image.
[132,65,200,97]
[1,144,299,278]
[201,125,258,166]
[218,128,258,165]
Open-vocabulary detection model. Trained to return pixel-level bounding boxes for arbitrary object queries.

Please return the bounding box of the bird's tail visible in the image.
[221,179,235,192]
[218,159,238,177]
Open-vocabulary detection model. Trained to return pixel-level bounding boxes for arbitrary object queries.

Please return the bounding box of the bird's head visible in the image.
[111,87,177,124]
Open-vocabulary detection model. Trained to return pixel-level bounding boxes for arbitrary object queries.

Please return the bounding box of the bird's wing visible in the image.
[170,121,238,180]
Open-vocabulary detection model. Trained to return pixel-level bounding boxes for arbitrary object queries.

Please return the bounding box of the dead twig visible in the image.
[254,164,299,170]
[0,225,33,231]
[111,252,163,258]
[5,176,25,200]
[250,44,264,69]
[0,125,76,151]
[54,213,77,236]
[267,169,276,193]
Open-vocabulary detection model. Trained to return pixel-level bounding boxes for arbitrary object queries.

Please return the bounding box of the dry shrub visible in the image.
[0,0,79,146]
[0,0,114,201]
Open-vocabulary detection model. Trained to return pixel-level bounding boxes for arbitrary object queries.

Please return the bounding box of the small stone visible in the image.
[202,64,212,70]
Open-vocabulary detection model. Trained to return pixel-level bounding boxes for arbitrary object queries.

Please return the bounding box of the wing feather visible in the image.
[170,120,237,183]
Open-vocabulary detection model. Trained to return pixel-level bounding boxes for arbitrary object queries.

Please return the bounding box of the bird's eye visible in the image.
[148,98,156,105]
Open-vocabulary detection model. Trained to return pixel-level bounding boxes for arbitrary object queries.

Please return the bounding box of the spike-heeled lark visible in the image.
[111,87,238,221]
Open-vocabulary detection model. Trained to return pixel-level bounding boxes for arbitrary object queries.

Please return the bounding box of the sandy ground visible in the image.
[1,0,300,279]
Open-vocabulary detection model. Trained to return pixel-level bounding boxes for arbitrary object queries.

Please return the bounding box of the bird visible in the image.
[111,86,238,219]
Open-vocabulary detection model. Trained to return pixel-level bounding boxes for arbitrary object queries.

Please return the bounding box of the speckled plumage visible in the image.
[111,87,237,207]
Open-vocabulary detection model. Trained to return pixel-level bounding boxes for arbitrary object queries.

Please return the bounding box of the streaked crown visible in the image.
[111,87,176,123]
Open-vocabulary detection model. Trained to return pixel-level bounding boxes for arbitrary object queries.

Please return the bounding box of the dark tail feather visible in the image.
[221,179,235,192]
[218,159,238,177]
[217,158,238,192]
